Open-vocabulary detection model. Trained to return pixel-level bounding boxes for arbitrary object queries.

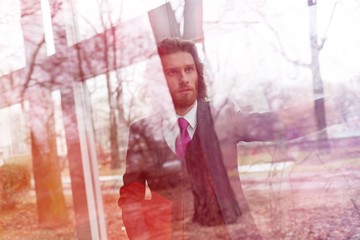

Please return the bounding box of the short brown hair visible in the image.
[157,38,207,100]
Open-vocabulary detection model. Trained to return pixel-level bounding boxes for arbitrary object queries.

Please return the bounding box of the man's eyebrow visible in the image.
[164,67,177,71]
[164,64,195,71]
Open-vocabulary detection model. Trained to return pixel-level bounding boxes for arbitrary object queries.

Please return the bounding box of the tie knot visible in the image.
[178,117,189,130]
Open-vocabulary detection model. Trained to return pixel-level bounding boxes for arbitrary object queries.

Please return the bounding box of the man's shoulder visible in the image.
[130,112,163,127]
[202,98,241,119]
[128,113,165,141]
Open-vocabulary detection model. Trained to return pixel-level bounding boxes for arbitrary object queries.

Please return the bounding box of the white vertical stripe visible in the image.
[40,0,56,55]
[83,84,108,240]
[73,82,100,240]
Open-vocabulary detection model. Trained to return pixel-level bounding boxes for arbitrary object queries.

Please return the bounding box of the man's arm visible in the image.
[118,124,149,239]
[276,97,344,139]
[213,99,285,142]
[217,97,345,142]
[119,120,174,239]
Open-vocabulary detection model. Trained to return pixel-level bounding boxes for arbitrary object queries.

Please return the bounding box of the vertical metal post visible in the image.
[77,83,108,240]
[60,84,93,239]
[60,81,108,240]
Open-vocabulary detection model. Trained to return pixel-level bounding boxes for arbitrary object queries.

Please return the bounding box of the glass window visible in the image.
[1,0,359,239]
[0,0,26,75]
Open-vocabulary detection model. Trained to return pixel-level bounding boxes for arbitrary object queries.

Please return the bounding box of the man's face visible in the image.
[160,51,198,112]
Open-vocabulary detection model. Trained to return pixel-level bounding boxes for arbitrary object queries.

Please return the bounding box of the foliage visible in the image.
[0,163,31,210]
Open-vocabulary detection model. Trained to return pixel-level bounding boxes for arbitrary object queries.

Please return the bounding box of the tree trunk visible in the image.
[308,3,330,150]
[103,31,121,169]
[29,88,68,226]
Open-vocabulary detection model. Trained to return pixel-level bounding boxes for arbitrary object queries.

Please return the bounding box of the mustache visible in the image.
[177,86,194,92]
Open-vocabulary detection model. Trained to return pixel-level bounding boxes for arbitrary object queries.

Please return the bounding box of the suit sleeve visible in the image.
[217,101,287,142]
[236,111,287,142]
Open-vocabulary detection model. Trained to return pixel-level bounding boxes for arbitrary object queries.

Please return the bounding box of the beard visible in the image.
[171,87,197,110]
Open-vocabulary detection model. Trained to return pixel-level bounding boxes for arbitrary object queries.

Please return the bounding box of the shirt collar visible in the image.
[162,101,197,151]
[178,100,197,129]
[163,100,198,131]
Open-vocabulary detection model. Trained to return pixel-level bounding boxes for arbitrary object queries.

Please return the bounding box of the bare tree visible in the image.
[19,0,69,226]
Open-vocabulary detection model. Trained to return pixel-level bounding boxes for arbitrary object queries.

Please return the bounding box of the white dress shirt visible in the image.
[163,101,198,153]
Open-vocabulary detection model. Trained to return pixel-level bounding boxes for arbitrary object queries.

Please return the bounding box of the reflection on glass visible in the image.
[0,0,360,239]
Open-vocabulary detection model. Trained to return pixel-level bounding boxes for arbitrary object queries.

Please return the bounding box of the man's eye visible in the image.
[166,70,178,76]
[185,67,194,73]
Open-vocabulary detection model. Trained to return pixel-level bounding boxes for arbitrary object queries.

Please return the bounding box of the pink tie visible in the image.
[176,118,191,158]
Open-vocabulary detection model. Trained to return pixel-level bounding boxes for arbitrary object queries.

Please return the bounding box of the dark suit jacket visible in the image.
[119,100,285,239]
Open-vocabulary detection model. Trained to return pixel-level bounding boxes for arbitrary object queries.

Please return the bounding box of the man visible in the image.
[118,38,324,239]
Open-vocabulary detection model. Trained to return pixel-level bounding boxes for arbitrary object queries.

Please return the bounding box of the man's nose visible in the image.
[179,70,188,83]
